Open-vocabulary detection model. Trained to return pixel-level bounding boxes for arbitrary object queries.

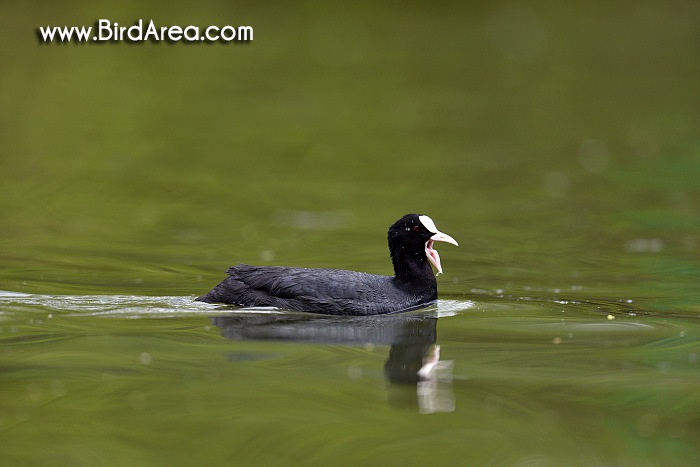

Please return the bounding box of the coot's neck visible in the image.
[390,245,437,290]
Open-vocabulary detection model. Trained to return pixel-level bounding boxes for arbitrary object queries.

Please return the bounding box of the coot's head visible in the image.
[388,214,458,275]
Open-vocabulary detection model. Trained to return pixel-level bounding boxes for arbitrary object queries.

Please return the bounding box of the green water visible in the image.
[2,1,700,465]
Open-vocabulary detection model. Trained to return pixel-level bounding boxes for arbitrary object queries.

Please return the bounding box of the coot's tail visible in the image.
[196,264,278,305]
[195,275,242,304]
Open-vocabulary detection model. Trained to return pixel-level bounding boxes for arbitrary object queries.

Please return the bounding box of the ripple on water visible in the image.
[532,321,656,332]
[0,291,209,318]
[0,291,475,319]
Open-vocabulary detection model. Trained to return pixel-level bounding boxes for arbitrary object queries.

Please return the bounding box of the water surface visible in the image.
[1,0,699,465]
[2,292,699,465]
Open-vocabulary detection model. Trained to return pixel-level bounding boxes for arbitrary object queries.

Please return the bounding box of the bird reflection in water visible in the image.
[211,311,454,413]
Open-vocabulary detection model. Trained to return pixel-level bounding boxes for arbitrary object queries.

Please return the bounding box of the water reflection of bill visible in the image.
[211,311,454,414]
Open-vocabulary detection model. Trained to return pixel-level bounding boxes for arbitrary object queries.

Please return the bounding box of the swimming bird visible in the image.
[196,213,458,315]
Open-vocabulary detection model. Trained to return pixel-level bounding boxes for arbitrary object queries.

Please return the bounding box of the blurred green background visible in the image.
[1,0,699,306]
[2,2,700,465]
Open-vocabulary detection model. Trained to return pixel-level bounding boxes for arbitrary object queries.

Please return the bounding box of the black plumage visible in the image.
[196,213,458,315]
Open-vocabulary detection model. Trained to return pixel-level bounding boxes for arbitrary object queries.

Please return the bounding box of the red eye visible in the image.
[413,225,421,232]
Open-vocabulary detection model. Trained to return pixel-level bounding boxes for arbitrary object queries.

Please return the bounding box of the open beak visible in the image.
[425,231,458,274]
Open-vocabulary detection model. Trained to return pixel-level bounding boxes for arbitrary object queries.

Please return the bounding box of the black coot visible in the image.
[196,213,458,315]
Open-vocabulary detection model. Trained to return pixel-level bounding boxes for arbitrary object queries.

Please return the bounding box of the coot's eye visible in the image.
[413,225,421,232]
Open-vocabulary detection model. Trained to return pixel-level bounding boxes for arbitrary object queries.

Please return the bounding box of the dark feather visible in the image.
[196,214,455,315]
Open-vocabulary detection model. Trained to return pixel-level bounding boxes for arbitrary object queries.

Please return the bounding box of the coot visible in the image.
[196,213,458,315]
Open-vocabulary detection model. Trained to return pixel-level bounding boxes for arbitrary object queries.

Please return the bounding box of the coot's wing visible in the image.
[219,264,403,314]
[198,264,420,314]
[226,264,387,300]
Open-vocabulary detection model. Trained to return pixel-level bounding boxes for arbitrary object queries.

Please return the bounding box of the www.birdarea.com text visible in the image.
[37,19,253,44]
